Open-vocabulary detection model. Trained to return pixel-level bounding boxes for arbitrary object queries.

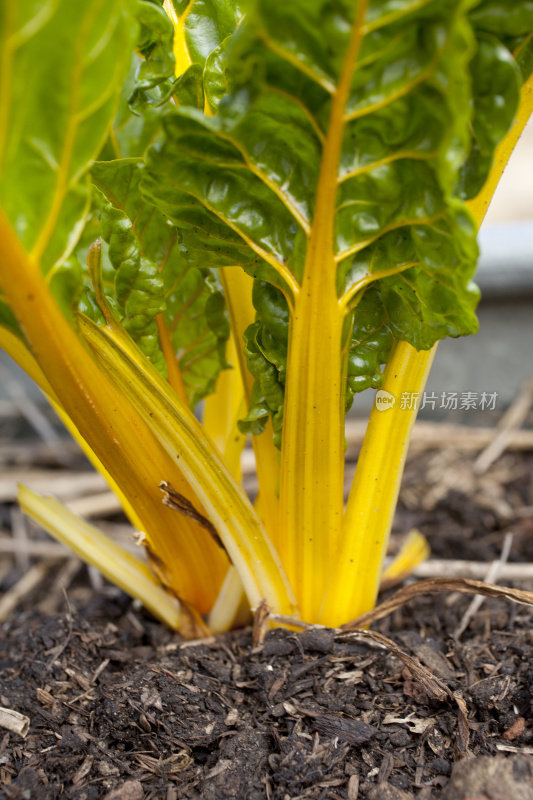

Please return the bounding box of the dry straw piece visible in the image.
[0,706,30,738]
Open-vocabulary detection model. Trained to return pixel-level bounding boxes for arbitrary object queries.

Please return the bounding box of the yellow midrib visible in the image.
[278,0,370,619]
[310,0,370,264]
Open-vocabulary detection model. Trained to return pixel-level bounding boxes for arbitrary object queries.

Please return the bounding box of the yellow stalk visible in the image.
[279,1,369,620]
[156,313,189,403]
[163,0,192,76]
[207,565,247,632]
[219,267,281,541]
[18,485,182,630]
[203,333,247,478]
[0,324,144,531]
[320,341,436,626]
[380,529,430,589]
[319,63,533,627]
[78,313,297,616]
[0,212,228,612]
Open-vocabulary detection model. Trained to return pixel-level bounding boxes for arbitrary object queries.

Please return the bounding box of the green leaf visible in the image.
[238,320,285,446]
[129,0,176,112]
[0,0,137,278]
[458,0,533,197]
[346,289,394,402]
[143,0,530,436]
[469,0,533,36]
[99,54,166,160]
[92,158,229,405]
[512,32,533,80]
[168,0,243,66]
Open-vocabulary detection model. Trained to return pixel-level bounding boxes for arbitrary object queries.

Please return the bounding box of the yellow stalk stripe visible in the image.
[78,313,297,616]
[279,0,369,620]
[202,333,247,479]
[207,565,246,632]
[18,485,182,630]
[163,0,192,76]
[218,267,281,543]
[320,340,436,626]
[380,529,430,589]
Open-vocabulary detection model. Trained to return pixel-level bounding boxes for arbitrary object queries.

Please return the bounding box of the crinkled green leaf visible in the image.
[346,289,394,402]
[143,0,532,438]
[0,0,137,285]
[458,37,520,199]
[512,32,533,80]
[91,158,229,405]
[469,0,533,36]
[168,0,243,66]
[459,0,533,197]
[238,321,284,447]
[99,54,166,160]
[129,0,176,112]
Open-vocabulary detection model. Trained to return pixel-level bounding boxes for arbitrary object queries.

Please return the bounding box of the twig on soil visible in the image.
[341,578,533,631]
[453,533,514,638]
[0,707,30,738]
[0,559,61,623]
[410,558,533,581]
[338,627,471,754]
[495,743,533,755]
[10,506,30,572]
[474,380,533,474]
[336,629,450,702]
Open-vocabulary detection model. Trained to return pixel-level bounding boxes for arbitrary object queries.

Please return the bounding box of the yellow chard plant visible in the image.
[1,0,532,636]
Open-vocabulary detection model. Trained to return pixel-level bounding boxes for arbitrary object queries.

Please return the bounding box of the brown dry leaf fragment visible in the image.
[159,481,225,550]
[342,578,533,631]
[503,717,526,740]
[309,712,379,745]
[35,688,55,707]
[252,599,270,646]
[347,774,360,800]
[453,691,470,755]
[72,755,93,785]
[102,780,144,800]
[135,751,192,776]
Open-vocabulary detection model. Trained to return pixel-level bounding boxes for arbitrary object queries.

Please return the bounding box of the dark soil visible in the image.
[1,445,532,799]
